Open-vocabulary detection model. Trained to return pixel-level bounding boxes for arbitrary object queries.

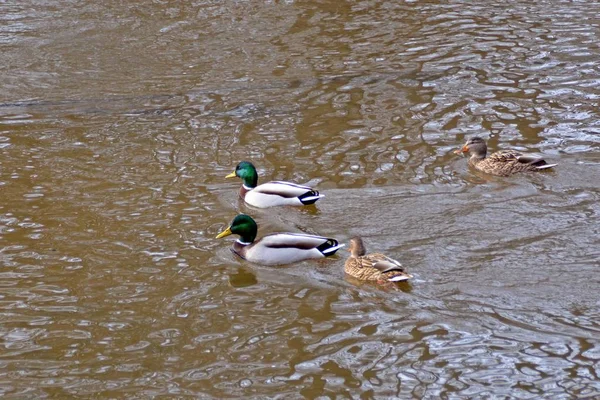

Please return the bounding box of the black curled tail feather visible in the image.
[299,190,322,205]
[317,239,342,256]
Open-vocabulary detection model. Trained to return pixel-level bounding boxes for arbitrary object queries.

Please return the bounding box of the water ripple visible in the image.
[1,0,600,398]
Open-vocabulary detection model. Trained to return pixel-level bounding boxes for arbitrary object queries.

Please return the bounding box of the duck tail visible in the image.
[535,163,557,170]
[299,190,324,205]
[317,239,345,256]
[388,273,413,282]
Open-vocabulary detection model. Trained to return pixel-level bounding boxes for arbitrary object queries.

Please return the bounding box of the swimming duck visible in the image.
[454,136,557,176]
[216,214,344,265]
[225,161,323,208]
[344,236,413,283]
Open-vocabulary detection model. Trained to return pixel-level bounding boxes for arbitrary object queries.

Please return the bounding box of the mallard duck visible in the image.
[225,161,324,208]
[215,214,344,265]
[344,236,413,283]
[454,136,557,176]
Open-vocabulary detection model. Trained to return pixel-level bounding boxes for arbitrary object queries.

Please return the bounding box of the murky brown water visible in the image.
[2,1,600,398]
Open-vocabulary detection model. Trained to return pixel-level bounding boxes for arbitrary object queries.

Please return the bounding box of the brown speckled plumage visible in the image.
[344,237,412,283]
[455,137,557,177]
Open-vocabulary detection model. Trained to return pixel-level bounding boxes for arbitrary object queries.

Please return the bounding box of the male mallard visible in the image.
[344,236,413,283]
[454,136,557,176]
[216,214,344,265]
[225,161,324,208]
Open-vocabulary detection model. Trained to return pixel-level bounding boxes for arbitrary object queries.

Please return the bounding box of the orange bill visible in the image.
[453,145,469,154]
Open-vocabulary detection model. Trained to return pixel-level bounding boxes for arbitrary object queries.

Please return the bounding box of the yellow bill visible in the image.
[216,226,233,239]
[225,171,236,178]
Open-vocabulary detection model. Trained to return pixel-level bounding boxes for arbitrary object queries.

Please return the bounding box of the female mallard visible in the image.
[344,236,413,283]
[226,161,323,208]
[216,214,344,265]
[454,136,557,176]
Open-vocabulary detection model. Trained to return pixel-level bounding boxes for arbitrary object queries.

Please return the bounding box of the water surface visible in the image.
[1,1,600,398]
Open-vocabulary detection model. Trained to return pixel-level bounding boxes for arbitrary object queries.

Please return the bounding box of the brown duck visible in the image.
[344,237,413,283]
[454,137,557,176]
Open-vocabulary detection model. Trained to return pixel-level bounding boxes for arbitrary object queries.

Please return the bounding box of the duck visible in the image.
[454,136,557,176]
[344,236,413,283]
[225,161,324,208]
[215,214,344,265]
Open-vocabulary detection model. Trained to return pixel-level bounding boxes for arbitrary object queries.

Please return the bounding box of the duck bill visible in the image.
[216,226,233,239]
[225,171,236,178]
[453,145,469,155]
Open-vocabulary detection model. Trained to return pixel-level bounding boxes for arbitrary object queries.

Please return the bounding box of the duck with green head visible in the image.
[454,137,557,176]
[226,161,324,208]
[216,214,344,265]
[344,236,413,283]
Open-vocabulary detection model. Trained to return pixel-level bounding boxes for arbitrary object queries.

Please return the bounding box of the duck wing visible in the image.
[245,233,344,265]
[488,150,556,169]
[512,153,543,165]
[260,233,344,255]
[254,181,318,197]
[247,181,323,207]
[368,254,405,273]
[487,150,522,163]
[357,254,412,282]
[516,154,557,169]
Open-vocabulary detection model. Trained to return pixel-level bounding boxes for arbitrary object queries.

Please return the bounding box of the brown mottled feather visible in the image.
[344,237,412,283]
[471,150,547,176]
[457,137,556,176]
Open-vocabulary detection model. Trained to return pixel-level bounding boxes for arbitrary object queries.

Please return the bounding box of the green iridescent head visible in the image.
[225,161,258,188]
[215,214,258,244]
